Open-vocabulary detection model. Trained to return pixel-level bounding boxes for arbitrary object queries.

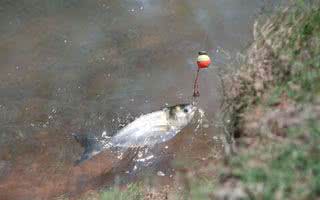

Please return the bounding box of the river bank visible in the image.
[216,1,320,199]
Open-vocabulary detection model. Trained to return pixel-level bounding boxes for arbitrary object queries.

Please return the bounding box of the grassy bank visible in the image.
[218,1,320,199]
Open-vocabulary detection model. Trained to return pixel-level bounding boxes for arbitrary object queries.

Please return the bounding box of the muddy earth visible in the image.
[0,0,284,199]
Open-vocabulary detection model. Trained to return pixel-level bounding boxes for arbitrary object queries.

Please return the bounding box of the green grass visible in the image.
[226,137,320,199]
[286,7,320,100]
[100,184,143,200]
[188,179,215,200]
[261,5,320,103]
[226,4,320,199]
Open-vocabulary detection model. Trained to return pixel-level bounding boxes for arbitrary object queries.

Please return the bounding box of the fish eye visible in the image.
[183,108,189,113]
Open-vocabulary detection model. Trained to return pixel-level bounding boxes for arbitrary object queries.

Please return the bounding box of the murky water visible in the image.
[0,0,284,199]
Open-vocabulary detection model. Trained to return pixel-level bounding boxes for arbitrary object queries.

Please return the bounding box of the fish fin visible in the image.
[72,133,103,165]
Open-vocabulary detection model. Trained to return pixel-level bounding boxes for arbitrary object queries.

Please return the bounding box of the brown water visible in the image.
[0,0,284,199]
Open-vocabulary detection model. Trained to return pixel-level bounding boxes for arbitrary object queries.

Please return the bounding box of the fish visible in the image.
[73,103,197,165]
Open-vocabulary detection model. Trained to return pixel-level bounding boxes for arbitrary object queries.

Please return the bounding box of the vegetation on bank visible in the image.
[100,184,143,200]
[218,2,320,199]
[84,2,320,200]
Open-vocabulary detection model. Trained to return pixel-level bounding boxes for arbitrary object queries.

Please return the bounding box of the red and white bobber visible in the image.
[193,51,212,97]
[197,51,211,69]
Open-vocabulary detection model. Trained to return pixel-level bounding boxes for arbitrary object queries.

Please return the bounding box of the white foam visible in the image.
[157,171,165,176]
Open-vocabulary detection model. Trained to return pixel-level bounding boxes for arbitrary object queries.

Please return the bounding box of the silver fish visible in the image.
[73,104,197,165]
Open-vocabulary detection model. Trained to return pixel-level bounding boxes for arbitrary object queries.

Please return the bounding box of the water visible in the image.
[0,0,283,199]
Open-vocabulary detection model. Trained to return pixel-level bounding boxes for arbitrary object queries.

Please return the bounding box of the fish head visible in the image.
[165,104,197,128]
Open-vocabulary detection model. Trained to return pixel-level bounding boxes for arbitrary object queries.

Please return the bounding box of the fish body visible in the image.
[73,104,196,165]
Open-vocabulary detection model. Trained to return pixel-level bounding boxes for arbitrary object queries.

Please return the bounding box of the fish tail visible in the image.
[72,133,103,166]
[73,153,91,165]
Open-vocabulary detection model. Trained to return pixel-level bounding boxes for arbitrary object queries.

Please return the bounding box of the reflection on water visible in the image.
[0,0,283,199]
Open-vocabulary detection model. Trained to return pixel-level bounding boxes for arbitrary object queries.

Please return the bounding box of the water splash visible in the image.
[194,108,210,132]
